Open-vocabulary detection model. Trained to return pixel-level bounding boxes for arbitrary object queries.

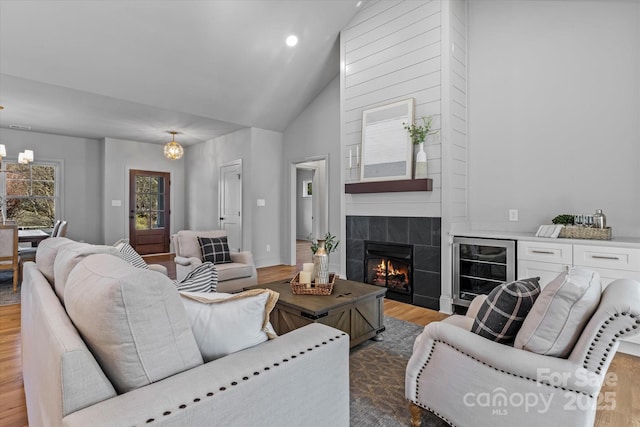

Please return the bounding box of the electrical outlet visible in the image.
[266,244,271,252]
[509,209,519,222]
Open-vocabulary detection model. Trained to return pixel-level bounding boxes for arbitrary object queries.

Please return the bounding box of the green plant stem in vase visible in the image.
[309,232,340,255]
[403,116,438,145]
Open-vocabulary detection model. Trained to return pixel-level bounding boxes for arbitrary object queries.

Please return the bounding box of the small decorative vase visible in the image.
[414,141,428,179]
[313,240,330,284]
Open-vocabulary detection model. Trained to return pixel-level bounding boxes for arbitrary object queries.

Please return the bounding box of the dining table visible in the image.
[18,229,50,247]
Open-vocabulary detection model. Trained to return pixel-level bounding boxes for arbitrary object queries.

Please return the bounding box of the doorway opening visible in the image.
[289,157,328,266]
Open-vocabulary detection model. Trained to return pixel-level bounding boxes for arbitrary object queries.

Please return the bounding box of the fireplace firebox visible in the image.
[364,241,413,303]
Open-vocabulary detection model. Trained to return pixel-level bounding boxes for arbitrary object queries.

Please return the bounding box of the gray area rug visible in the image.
[0,271,20,306]
[350,316,450,426]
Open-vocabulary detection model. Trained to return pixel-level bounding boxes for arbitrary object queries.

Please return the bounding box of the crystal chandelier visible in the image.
[164,131,184,160]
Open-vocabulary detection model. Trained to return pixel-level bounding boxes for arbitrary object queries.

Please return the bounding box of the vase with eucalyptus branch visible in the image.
[309,232,340,284]
[403,116,438,179]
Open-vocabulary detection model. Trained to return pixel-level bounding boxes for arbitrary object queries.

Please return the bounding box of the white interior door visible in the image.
[219,160,242,252]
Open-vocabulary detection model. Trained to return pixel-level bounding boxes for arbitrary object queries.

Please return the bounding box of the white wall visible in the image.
[468,0,640,237]
[0,128,103,243]
[342,0,442,218]
[185,128,252,244]
[282,77,341,273]
[185,127,283,267]
[103,137,186,245]
[249,127,283,267]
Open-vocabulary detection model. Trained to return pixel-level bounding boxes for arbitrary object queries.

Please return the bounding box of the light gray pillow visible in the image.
[65,253,203,394]
[53,243,120,303]
[514,268,602,357]
[34,237,75,284]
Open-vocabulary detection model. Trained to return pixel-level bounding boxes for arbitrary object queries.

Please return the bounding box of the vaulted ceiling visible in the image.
[0,0,362,145]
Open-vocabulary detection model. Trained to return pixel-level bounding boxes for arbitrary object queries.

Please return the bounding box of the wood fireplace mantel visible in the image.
[344,178,432,194]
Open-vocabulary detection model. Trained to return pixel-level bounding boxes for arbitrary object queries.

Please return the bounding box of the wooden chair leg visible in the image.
[13,266,18,293]
[409,402,422,427]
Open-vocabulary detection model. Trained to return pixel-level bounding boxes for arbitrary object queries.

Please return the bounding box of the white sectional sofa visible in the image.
[21,237,349,427]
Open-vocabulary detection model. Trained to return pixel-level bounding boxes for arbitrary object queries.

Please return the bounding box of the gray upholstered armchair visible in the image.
[406,278,640,427]
[172,230,257,293]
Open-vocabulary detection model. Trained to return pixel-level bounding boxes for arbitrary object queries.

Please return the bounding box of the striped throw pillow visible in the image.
[198,236,232,264]
[175,262,218,293]
[113,239,148,269]
[471,277,541,344]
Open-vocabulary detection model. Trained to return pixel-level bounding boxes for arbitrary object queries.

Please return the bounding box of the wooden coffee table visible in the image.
[245,278,386,348]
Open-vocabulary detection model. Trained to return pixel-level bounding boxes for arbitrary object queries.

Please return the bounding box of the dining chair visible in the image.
[0,224,20,292]
[56,221,68,237]
[51,220,62,237]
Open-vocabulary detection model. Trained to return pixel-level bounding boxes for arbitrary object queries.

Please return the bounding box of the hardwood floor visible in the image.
[0,303,25,427]
[1,255,638,426]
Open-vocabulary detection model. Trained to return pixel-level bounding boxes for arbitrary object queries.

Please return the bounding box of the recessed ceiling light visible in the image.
[286,35,298,47]
[10,124,31,131]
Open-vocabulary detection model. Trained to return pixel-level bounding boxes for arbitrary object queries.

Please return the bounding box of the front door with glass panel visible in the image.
[129,170,170,255]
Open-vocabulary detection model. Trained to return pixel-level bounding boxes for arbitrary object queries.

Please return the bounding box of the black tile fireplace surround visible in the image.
[346,216,441,310]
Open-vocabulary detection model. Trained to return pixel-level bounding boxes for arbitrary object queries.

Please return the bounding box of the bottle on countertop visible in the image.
[594,209,606,229]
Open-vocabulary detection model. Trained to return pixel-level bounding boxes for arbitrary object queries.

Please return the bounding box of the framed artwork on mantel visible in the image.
[360,98,413,182]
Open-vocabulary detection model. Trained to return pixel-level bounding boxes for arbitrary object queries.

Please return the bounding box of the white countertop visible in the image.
[451,230,640,249]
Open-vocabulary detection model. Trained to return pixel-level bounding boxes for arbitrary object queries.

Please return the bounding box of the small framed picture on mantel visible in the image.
[360,98,413,182]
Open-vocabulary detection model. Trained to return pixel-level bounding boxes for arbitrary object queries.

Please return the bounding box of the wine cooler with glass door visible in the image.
[452,237,516,308]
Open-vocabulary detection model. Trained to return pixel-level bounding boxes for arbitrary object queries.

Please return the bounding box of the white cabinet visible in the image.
[518,240,640,354]
[517,241,572,287]
[573,244,640,286]
[518,260,568,288]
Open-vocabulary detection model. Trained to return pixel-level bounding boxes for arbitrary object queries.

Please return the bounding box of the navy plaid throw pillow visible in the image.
[198,236,232,264]
[471,277,541,344]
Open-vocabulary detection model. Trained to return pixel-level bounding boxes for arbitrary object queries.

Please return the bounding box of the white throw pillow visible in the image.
[180,289,278,362]
[514,268,602,357]
[65,253,203,394]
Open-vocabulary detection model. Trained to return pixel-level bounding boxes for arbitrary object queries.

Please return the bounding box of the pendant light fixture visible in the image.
[18,149,34,164]
[0,107,35,164]
[164,131,184,160]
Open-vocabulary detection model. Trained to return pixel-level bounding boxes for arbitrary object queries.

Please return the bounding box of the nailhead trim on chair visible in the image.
[133,333,347,425]
[582,313,639,374]
[416,339,592,404]
[412,341,456,426]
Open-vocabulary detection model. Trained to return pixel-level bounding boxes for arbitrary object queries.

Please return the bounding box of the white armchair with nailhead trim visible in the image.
[405,278,640,427]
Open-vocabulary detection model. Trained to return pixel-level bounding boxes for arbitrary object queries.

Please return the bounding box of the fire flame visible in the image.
[376,260,404,275]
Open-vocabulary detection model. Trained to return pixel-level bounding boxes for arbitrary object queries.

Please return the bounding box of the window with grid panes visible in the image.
[1,161,59,228]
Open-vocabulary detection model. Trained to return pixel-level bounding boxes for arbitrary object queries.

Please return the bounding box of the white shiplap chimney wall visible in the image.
[341,0,444,218]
